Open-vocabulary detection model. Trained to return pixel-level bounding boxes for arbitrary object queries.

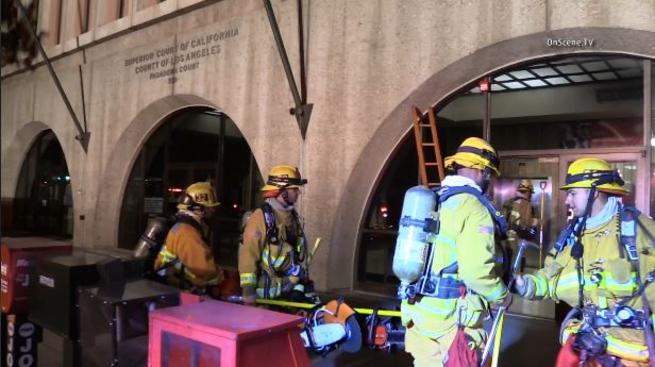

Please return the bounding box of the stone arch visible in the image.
[1,121,59,198]
[328,27,655,290]
[93,94,256,248]
[1,121,76,234]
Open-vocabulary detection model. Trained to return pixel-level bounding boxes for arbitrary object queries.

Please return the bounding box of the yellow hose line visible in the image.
[256,298,316,309]
[491,312,505,367]
[255,298,401,317]
[353,308,401,317]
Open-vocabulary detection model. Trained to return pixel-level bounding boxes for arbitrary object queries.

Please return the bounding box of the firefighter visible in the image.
[503,179,539,242]
[238,165,312,305]
[515,157,655,366]
[401,137,511,367]
[154,181,225,292]
[502,179,539,272]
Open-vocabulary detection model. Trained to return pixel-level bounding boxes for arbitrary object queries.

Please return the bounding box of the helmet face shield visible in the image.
[564,170,625,187]
[261,165,307,192]
[444,137,500,175]
[560,158,628,195]
[177,182,220,210]
[456,146,499,173]
[266,175,308,189]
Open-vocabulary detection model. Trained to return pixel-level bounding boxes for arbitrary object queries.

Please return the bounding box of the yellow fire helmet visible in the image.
[516,179,534,193]
[177,182,220,210]
[560,157,628,195]
[261,165,308,192]
[444,137,500,175]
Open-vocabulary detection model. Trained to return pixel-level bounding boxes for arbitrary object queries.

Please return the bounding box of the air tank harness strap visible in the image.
[419,277,466,299]
[437,186,508,234]
[618,205,655,364]
[413,186,507,300]
[585,304,648,329]
[261,202,286,281]
[175,214,208,242]
[261,203,279,245]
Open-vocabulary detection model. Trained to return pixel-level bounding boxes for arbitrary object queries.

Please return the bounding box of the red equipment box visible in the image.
[0,239,72,314]
[149,300,310,367]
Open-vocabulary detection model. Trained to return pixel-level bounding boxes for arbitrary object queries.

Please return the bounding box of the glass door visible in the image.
[496,156,559,318]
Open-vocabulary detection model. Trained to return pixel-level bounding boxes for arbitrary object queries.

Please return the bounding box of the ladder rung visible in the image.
[425,162,439,166]
[427,182,441,186]
[419,124,431,127]
[421,143,435,147]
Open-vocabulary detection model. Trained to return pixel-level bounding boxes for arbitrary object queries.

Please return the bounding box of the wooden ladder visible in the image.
[412,106,445,188]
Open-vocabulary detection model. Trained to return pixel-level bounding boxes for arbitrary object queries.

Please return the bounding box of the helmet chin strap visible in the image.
[479,168,492,193]
[570,184,598,308]
[200,206,211,222]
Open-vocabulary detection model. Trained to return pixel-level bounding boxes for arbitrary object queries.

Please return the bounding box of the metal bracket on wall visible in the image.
[262,0,313,139]
[14,0,90,153]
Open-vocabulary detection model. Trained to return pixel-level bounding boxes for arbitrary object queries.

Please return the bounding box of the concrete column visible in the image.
[122,0,133,17]
[37,0,62,47]
[87,0,97,32]
[59,0,95,42]
[136,0,159,12]
[96,0,121,26]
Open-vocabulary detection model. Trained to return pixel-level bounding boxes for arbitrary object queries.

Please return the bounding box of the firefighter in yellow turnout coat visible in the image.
[401,137,511,367]
[154,182,225,290]
[503,180,539,248]
[516,158,655,366]
[239,165,310,305]
[502,180,539,275]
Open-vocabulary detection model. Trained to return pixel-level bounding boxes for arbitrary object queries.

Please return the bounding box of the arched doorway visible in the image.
[117,107,263,267]
[356,54,652,296]
[12,130,73,237]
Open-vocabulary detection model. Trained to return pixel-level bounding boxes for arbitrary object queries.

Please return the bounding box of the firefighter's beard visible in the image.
[480,177,491,193]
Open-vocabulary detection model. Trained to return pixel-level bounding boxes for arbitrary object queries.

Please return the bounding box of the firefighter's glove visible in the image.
[526,226,537,238]
[285,264,304,278]
[242,285,257,305]
[513,275,529,297]
[282,276,301,293]
[501,293,513,310]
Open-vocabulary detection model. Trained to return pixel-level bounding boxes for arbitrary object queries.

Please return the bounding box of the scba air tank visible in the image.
[392,186,437,299]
